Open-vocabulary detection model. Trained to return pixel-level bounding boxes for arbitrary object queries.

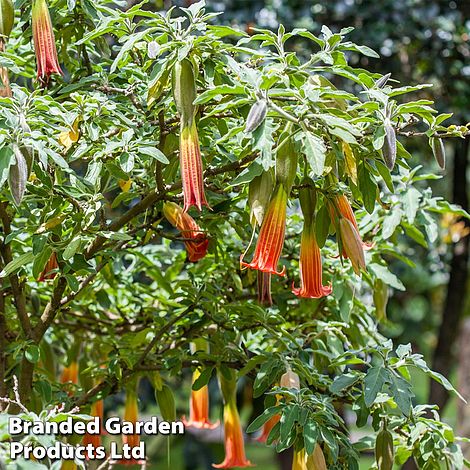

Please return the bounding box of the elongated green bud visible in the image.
[172,58,197,125]
[245,99,267,133]
[431,137,445,170]
[155,384,176,421]
[382,118,396,170]
[373,278,388,320]
[276,134,297,192]
[375,428,394,470]
[0,0,14,40]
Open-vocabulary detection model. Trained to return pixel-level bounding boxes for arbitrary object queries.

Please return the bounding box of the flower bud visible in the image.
[339,218,366,275]
[0,0,14,39]
[279,369,300,390]
[431,137,445,170]
[375,428,394,470]
[382,118,396,170]
[245,99,268,133]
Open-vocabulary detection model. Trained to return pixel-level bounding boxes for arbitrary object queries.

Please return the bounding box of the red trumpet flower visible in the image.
[292,221,332,299]
[257,271,273,306]
[180,121,209,212]
[163,202,209,262]
[214,371,253,469]
[241,184,288,276]
[183,369,219,430]
[38,252,58,281]
[32,0,63,83]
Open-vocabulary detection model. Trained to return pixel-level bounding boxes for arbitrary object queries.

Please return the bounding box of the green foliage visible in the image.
[0,1,468,468]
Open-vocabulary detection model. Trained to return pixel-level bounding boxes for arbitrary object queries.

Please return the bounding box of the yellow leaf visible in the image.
[59,119,80,151]
[119,179,132,192]
[342,142,357,185]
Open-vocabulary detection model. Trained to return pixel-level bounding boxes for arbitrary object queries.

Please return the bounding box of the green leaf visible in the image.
[382,208,402,240]
[246,406,281,433]
[302,131,326,176]
[0,146,14,188]
[0,252,35,278]
[63,237,81,260]
[303,419,319,455]
[139,146,169,164]
[403,187,421,223]
[192,367,213,391]
[388,373,414,416]
[330,372,361,394]
[25,345,40,363]
[279,404,299,445]
[369,263,405,291]
[358,162,377,214]
[364,366,390,407]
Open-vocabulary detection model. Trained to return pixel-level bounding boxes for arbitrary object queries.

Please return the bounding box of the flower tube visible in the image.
[183,340,218,430]
[163,201,208,262]
[214,369,253,468]
[241,184,288,276]
[82,399,104,456]
[292,222,332,299]
[31,0,62,83]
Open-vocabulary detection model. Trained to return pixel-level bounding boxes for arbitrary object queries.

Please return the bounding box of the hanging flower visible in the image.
[292,450,308,470]
[38,252,58,281]
[117,382,145,466]
[292,221,332,299]
[180,121,209,212]
[241,184,288,277]
[82,399,104,456]
[172,59,208,212]
[163,202,208,262]
[31,0,63,83]
[214,370,253,468]
[183,368,219,430]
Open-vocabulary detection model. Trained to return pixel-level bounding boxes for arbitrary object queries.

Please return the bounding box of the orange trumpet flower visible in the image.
[214,370,253,468]
[82,399,104,455]
[183,368,219,429]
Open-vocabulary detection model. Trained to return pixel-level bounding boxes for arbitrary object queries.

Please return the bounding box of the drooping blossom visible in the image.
[180,121,209,212]
[292,450,308,470]
[82,399,104,456]
[338,218,366,275]
[292,221,332,299]
[214,370,253,468]
[183,368,219,430]
[241,184,288,277]
[31,0,63,84]
[118,383,145,466]
[173,59,208,212]
[38,252,58,281]
[163,201,208,262]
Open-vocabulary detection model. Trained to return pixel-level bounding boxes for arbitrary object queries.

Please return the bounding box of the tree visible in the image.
[0,1,468,468]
